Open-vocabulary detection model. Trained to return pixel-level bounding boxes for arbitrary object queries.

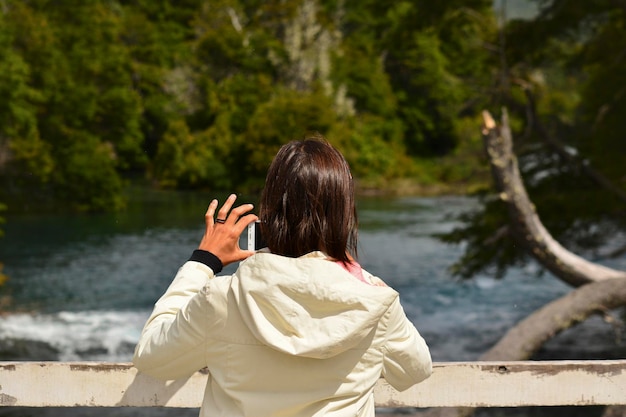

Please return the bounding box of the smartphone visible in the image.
[247,221,266,251]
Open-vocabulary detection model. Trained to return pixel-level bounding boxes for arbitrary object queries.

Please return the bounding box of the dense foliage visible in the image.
[4,1,621,282]
[442,0,626,278]
[0,0,496,212]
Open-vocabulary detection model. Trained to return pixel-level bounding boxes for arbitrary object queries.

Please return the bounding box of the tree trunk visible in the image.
[407,110,626,417]
[481,109,626,287]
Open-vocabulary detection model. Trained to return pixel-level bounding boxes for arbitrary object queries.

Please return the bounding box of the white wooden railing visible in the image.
[1,360,625,408]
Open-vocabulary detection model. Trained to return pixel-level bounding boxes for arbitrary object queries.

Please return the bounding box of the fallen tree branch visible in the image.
[415,278,626,417]
[480,278,626,360]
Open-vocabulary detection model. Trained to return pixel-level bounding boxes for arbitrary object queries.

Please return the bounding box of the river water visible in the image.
[0,189,624,416]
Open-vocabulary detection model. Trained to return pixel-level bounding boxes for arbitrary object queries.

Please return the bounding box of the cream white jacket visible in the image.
[133,251,432,417]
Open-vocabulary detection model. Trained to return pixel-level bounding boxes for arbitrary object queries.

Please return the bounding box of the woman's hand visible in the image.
[198,194,258,266]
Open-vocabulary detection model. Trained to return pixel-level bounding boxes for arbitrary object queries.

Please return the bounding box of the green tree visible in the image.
[0,6,52,195]
[152,118,230,189]
[1,2,137,210]
[0,0,499,211]
[441,0,626,278]
[243,89,338,182]
[376,0,496,156]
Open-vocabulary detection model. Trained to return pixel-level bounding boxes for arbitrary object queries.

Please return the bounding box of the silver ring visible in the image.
[215,218,226,224]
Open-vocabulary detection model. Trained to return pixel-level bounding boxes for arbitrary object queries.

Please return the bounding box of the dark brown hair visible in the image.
[259,135,357,263]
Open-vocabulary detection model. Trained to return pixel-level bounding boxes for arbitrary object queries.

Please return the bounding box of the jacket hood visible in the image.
[231,251,398,359]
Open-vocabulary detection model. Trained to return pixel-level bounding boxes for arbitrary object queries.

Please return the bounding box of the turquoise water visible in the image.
[1,189,621,364]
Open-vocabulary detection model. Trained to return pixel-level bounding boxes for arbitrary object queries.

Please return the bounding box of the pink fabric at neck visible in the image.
[335,260,369,284]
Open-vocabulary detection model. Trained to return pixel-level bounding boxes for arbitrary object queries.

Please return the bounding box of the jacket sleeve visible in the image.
[132,261,213,380]
[381,296,432,391]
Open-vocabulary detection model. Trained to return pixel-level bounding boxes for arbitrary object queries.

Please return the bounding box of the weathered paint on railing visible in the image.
[1,360,625,408]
